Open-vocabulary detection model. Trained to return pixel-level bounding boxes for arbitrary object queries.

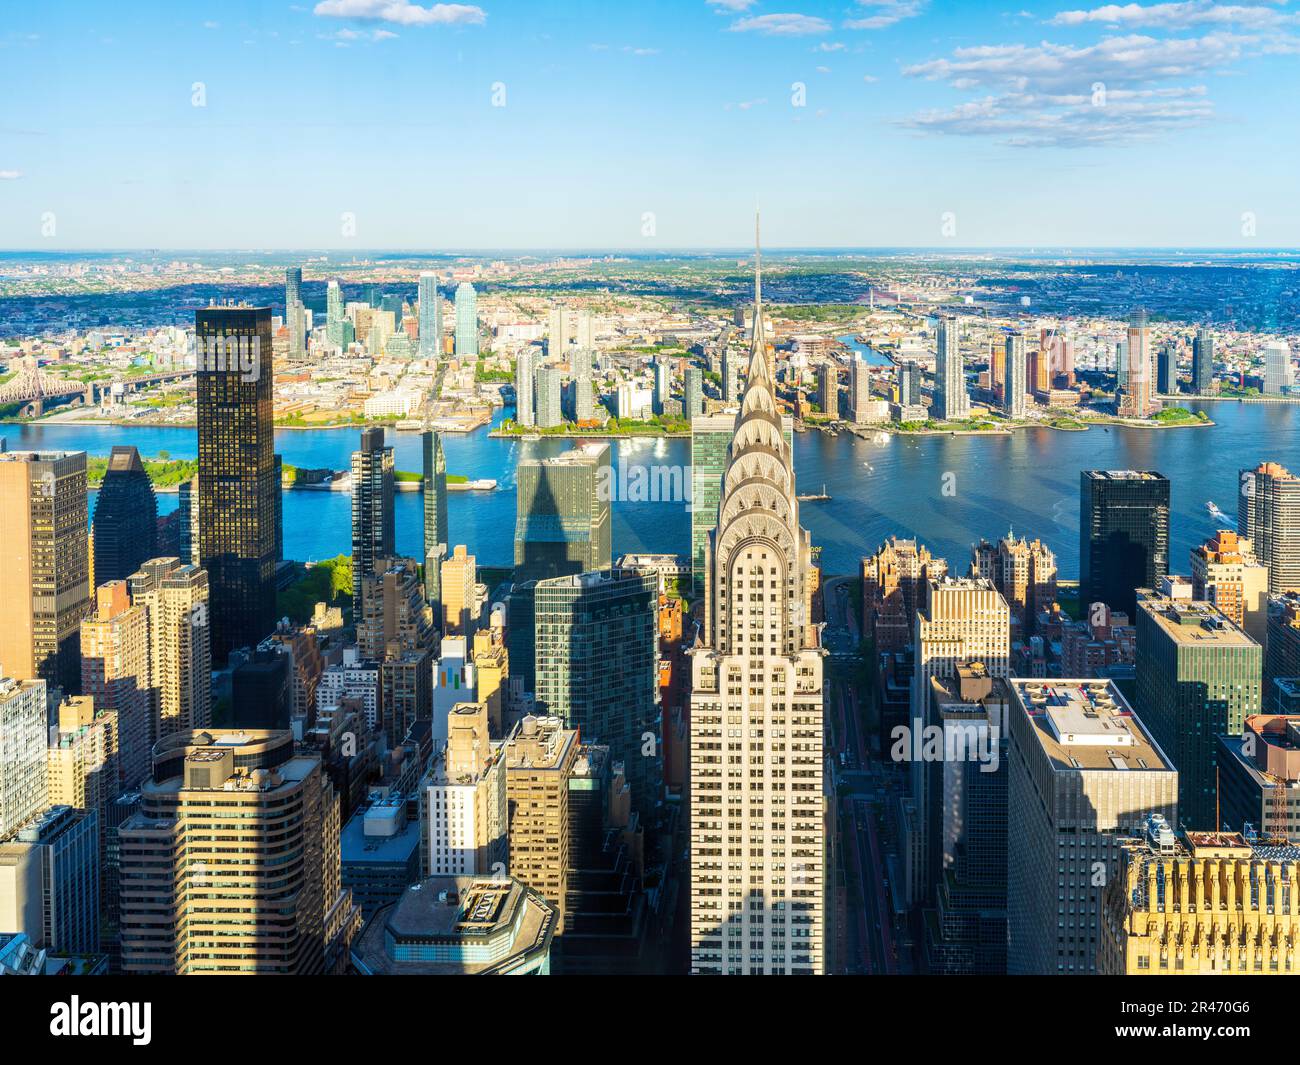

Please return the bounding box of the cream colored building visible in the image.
[118,728,358,974]
[421,702,507,878]
[0,451,92,693]
[80,581,152,790]
[0,677,48,841]
[1190,530,1270,645]
[1101,825,1300,975]
[504,715,578,931]
[689,225,826,975]
[1007,679,1178,975]
[441,544,479,636]
[127,558,212,742]
[47,695,117,819]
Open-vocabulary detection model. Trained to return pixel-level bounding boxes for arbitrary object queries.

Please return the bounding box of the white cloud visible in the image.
[725,97,770,109]
[816,41,847,51]
[730,13,832,35]
[1051,2,1298,30]
[312,1,485,27]
[844,0,927,30]
[862,73,879,81]
[622,45,661,55]
[707,0,757,9]
[897,85,1213,146]
[904,32,1298,92]
[0,169,22,180]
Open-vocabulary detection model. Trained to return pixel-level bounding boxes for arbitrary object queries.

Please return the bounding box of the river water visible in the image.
[3,401,1295,577]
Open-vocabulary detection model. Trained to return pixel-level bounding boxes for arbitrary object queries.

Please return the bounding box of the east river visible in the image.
[4,401,1297,577]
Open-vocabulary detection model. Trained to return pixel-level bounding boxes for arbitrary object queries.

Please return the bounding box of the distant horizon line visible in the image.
[2,245,1300,257]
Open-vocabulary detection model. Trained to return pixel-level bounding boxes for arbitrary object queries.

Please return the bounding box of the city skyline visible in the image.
[3,1,1300,248]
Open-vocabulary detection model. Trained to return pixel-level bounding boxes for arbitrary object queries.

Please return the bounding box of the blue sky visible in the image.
[2,0,1299,248]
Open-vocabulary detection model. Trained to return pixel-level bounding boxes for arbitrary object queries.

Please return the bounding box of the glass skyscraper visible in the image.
[1079,469,1170,617]
[454,282,478,359]
[532,568,660,820]
[421,429,449,604]
[91,445,157,584]
[350,428,395,606]
[195,305,278,662]
[418,272,441,360]
[514,443,611,583]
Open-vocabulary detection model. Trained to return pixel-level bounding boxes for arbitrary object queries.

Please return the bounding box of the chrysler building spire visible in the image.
[688,218,826,975]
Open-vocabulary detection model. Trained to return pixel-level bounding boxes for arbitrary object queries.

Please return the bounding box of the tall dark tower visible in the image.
[92,445,158,583]
[1080,469,1170,617]
[1192,327,1214,395]
[421,429,448,605]
[196,305,278,663]
[350,427,395,606]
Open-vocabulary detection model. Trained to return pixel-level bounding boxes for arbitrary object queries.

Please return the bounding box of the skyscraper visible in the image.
[909,576,1011,902]
[1238,461,1300,593]
[688,218,825,975]
[570,345,595,422]
[933,314,969,422]
[0,450,92,693]
[1101,827,1300,975]
[548,305,568,359]
[1156,343,1175,395]
[504,714,579,932]
[92,446,158,584]
[440,544,478,636]
[455,282,479,359]
[418,272,441,360]
[326,279,345,347]
[0,677,47,841]
[805,363,834,421]
[1118,308,1157,418]
[1003,332,1027,417]
[1190,530,1269,644]
[970,533,1057,634]
[285,266,302,310]
[722,342,741,403]
[514,442,612,583]
[419,702,507,876]
[421,429,449,604]
[350,428,395,606]
[535,365,563,428]
[684,365,704,419]
[652,355,670,416]
[848,355,873,423]
[1006,678,1177,974]
[1080,469,1170,617]
[119,729,356,974]
[127,558,212,744]
[515,345,536,428]
[690,412,794,597]
[534,568,659,821]
[195,305,277,663]
[1263,341,1293,395]
[1192,326,1215,395]
[285,267,305,358]
[80,581,152,790]
[1135,589,1262,829]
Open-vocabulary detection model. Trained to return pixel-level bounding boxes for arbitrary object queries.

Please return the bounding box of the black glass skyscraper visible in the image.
[421,429,448,603]
[351,427,395,606]
[1080,469,1170,616]
[1192,327,1214,395]
[92,445,158,584]
[196,305,278,663]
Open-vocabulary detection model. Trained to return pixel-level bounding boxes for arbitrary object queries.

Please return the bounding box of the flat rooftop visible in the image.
[353,875,556,975]
[1083,469,1165,482]
[1012,679,1173,773]
[1137,593,1257,647]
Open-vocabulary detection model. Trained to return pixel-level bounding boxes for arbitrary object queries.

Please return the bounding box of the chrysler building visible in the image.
[688,216,826,975]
